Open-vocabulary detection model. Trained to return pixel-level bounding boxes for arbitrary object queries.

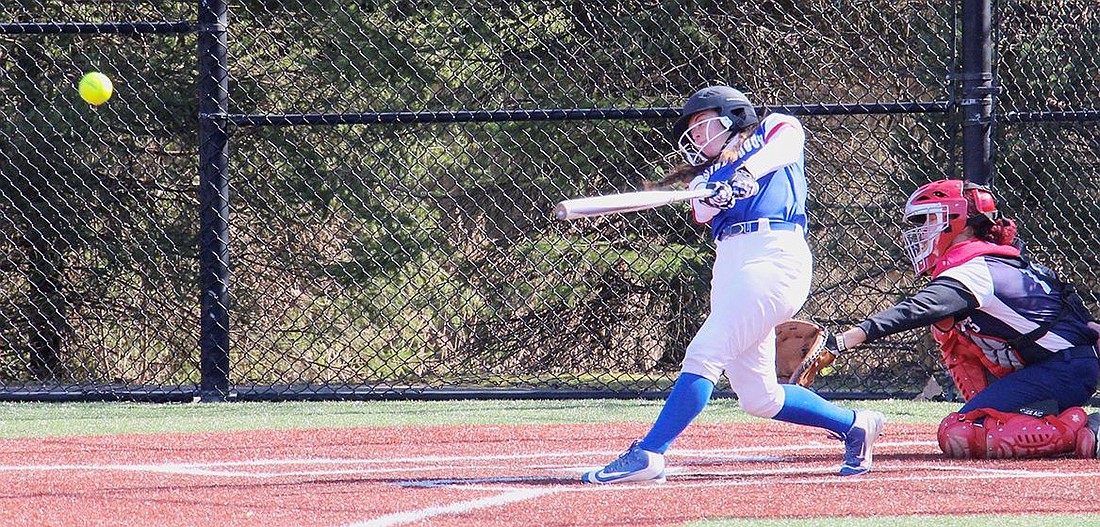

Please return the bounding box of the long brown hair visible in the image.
[964,191,1018,246]
[971,215,1019,246]
[645,127,753,189]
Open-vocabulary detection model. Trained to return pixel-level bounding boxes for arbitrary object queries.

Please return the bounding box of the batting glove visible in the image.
[824,329,847,356]
[702,181,736,209]
[727,167,759,199]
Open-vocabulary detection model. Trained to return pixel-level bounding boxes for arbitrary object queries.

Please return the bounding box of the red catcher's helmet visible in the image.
[901,179,999,275]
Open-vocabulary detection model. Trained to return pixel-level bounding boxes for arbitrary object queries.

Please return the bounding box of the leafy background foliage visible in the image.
[0,0,1096,398]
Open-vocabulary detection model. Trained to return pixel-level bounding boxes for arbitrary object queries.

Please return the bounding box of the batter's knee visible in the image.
[680,356,724,384]
[739,393,784,419]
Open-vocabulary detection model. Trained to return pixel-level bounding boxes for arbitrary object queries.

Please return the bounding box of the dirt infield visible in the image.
[0,421,1097,526]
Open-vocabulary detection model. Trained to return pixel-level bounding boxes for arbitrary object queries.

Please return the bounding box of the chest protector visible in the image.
[931,318,1015,401]
[929,239,1021,400]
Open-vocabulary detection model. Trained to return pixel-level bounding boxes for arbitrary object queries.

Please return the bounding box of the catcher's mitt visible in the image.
[774,319,838,388]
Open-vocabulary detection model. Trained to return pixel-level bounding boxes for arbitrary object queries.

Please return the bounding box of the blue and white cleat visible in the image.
[581,440,666,484]
[839,410,886,476]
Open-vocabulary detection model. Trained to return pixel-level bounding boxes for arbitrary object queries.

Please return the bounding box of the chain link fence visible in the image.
[0,0,1096,401]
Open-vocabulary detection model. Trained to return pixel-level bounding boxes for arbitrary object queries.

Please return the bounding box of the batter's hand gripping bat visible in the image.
[553,188,717,220]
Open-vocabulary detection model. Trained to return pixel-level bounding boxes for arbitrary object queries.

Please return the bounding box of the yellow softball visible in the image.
[78,72,113,106]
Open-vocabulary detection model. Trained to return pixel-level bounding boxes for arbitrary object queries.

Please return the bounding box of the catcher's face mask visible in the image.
[901,179,972,275]
[901,202,951,275]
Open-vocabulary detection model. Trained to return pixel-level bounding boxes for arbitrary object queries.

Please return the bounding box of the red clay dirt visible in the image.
[0,421,1096,526]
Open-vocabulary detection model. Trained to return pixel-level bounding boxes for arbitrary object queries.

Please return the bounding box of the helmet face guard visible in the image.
[677,115,734,166]
[672,85,758,165]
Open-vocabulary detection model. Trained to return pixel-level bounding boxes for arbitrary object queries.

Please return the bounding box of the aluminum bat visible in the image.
[553,188,716,220]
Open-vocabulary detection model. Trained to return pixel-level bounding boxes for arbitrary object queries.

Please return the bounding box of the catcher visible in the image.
[788,179,1100,459]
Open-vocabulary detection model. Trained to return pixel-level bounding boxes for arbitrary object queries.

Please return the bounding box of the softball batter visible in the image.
[582,85,884,484]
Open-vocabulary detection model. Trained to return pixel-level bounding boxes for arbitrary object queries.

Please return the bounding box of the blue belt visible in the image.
[717,219,802,241]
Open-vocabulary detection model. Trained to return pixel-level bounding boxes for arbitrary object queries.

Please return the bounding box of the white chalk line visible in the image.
[0,441,933,477]
[339,447,835,526]
[397,465,1100,496]
[0,462,561,479]
[0,440,1075,485]
[402,462,1100,492]
[343,444,1100,527]
[340,488,560,527]
[4,441,1098,527]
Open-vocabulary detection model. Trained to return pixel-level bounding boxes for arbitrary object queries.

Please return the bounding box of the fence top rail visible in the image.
[221,102,951,127]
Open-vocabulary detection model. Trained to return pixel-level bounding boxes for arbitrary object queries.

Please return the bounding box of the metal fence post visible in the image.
[960,0,995,186]
[196,0,232,401]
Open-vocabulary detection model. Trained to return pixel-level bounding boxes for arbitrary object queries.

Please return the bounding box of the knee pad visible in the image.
[938,412,986,458]
[1075,412,1100,459]
[938,407,1087,459]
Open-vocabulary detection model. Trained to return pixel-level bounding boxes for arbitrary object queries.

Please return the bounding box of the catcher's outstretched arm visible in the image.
[855,279,977,340]
[838,327,868,350]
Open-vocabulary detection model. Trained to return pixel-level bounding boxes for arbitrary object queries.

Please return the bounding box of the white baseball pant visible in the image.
[680,226,813,418]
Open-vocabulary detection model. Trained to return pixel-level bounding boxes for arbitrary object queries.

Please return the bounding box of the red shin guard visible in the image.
[938,407,1088,459]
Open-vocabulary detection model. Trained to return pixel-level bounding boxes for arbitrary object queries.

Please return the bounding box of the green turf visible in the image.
[680,514,1100,527]
[0,398,965,438]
